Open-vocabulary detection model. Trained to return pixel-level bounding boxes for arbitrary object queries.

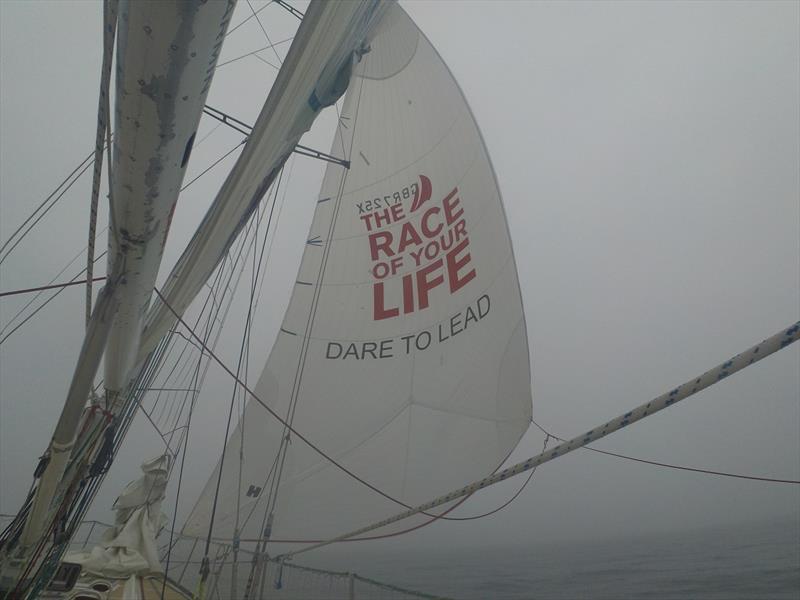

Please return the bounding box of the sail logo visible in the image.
[359,175,476,321]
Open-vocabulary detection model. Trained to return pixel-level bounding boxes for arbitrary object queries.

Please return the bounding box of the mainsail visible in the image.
[183,4,533,547]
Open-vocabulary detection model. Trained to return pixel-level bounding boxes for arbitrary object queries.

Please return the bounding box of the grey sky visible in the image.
[0,0,798,570]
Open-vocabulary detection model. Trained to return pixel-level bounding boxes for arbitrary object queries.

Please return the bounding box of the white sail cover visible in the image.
[67,455,171,578]
[183,4,532,546]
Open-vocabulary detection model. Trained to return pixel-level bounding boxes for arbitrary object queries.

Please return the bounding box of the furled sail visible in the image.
[12,0,236,557]
[65,455,171,578]
[104,0,237,393]
[183,4,532,546]
[136,0,392,366]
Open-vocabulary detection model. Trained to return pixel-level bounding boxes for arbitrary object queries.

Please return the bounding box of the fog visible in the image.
[1,0,797,572]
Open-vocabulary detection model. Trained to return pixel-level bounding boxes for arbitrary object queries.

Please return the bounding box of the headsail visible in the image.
[183,4,532,547]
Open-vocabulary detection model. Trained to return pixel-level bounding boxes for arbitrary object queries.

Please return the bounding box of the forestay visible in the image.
[183,4,532,546]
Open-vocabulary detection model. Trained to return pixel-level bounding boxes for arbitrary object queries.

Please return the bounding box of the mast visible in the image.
[0,1,236,594]
[1,1,395,595]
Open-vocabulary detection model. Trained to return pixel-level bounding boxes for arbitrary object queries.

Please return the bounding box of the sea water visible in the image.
[326,517,799,600]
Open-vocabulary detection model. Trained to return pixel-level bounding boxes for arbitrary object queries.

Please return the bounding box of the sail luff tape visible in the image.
[281,321,800,559]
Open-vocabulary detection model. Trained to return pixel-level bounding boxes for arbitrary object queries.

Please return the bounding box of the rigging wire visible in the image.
[161,189,283,594]
[0,119,261,593]
[0,149,94,259]
[274,323,800,561]
[247,0,284,67]
[147,252,241,429]
[154,285,499,533]
[0,251,107,346]
[0,230,106,331]
[252,53,281,71]
[439,435,551,522]
[256,63,373,554]
[225,0,275,39]
[226,0,272,37]
[238,164,291,532]
[1,4,301,589]
[153,288,420,508]
[198,168,283,579]
[529,418,800,485]
[156,304,800,542]
[215,36,294,69]
[180,140,246,191]
[0,276,106,299]
[0,152,97,266]
[156,200,266,445]
[1,102,232,345]
[230,167,275,600]
[245,72,374,563]
[235,171,290,599]
[161,282,227,599]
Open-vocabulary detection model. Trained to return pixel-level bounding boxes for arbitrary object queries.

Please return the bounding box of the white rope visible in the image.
[279,321,800,560]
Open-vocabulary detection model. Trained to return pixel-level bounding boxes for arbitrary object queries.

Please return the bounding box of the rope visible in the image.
[246,0,283,66]
[259,65,371,545]
[180,140,245,192]
[216,37,294,69]
[162,234,254,599]
[0,230,106,336]
[154,288,423,513]
[529,419,800,485]
[0,149,94,261]
[0,153,96,266]
[159,270,800,549]
[277,321,800,560]
[233,173,286,600]
[4,132,262,595]
[154,282,545,547]
[199,171,277,587]
[440,435,551,521]
[225,0,272,37]
[0,252,107,346]
[0,276,106,298]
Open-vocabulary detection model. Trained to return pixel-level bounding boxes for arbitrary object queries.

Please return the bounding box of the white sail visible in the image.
[183,4,532,546]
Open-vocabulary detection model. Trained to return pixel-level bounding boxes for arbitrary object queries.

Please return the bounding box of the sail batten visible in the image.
[183,4,532,548]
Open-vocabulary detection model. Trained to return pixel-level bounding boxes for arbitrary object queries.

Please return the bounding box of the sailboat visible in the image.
[1,1,797,599]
